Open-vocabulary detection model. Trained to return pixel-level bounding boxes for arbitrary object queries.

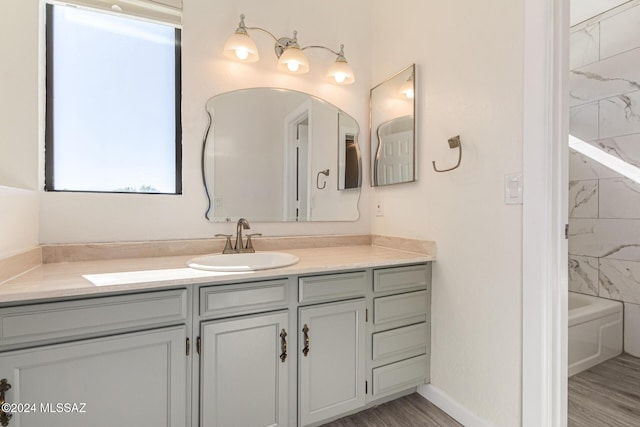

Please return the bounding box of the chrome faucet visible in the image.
[215,218,261,254]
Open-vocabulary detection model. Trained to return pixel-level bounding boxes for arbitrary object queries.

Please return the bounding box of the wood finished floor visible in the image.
[321,354,640,427]
[320,393,462,427]
[568,353,640,427]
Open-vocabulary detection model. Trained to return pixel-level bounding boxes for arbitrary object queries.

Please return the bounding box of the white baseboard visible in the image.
[418,384,494,427]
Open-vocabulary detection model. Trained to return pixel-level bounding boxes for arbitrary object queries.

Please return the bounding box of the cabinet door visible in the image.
[299,299,366,426]
[0,326,187,427]
[201,311,289,427]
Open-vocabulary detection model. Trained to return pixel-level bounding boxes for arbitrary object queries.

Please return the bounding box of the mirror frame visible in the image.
[369,64,417,187]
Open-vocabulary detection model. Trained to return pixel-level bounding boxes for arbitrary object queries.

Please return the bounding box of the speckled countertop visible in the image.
[0,246,434,304]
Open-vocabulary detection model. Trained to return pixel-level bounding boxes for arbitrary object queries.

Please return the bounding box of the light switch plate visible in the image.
[375,200,384,217]
[504,173,523,204]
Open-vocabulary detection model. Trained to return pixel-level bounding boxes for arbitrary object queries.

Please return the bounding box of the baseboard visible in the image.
[418,384,494,427]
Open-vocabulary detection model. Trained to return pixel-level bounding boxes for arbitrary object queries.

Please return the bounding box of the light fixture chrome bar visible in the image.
[244,26,288,48]
[301,45,342,56]
[223,14,355,84]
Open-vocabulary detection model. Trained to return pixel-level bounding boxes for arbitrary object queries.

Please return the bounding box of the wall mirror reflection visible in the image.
[370,64,416,186]
[202,88,361,222]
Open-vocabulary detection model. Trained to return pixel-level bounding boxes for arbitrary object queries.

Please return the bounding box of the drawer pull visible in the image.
[280,329,288,362]
[302,324,310,357]
[0,379,12,426]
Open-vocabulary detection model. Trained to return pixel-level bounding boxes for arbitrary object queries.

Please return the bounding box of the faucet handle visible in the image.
[245,233,262,252]
[214,234,234,254]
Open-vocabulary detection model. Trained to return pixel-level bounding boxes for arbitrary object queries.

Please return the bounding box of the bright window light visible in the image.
[45,4,181,193]
[569,134,640,183]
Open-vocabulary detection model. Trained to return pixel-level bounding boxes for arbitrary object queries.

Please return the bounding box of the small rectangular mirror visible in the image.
[370,64,416,186]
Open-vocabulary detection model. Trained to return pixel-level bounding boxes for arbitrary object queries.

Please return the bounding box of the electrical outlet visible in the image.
[376,200,384,217]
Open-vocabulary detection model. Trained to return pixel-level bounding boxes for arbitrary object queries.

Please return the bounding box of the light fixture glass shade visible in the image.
[223,32,259,62]
[400,77,414,98]
[327,59,355,84]
[277,47,309,74]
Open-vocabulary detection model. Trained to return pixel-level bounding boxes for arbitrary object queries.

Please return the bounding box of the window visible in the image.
[45,3,182,194]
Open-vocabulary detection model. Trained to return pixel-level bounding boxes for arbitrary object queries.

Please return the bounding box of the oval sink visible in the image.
[187,252,299,272]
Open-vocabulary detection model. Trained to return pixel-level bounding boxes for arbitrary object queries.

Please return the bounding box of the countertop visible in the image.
[0,246,434,304]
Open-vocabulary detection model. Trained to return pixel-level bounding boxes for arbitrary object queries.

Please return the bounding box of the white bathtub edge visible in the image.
[568,293,623,377]
[568,292,623,327]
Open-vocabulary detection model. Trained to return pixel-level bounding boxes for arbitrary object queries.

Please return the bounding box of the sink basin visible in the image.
[187,251,299,272]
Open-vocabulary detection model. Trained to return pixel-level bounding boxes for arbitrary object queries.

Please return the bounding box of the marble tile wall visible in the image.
[569,3,640,357]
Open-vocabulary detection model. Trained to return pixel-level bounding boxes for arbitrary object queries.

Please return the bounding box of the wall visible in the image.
[0,187,39,259]
[4,0,372,243]
[3,1,528,422]
[371,1,524,426]
[0,0,41,190]
[568,2,640,357]
[0,0,41,259]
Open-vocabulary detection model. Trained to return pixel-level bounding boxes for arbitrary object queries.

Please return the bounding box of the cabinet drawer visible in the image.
[0,289,187,348]
[372,322,428,361]
[372,355,428,396]
[373,290,428,325]
[200,279,289,318]
[373,264,429,293]
[298,271,366,304]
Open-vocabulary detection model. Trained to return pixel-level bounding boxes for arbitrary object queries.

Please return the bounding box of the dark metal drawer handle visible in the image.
[0,379,12,426]
[280,329,288,362]
[302,324,310,357]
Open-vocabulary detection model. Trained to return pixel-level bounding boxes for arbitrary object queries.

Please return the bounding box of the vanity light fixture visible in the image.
[400,72,414,98]
[223,14,355,84]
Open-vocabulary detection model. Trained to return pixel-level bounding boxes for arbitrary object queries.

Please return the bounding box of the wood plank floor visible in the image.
[320,393,462,427]
[568,353,640,427]
[321,354,640,427]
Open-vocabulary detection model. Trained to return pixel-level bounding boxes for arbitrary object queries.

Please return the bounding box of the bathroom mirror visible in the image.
[202,88,361,222]
[370,64,416,186]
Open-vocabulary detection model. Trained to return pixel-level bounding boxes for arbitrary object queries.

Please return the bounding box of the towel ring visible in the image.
[316,169,330,189]
[433,135,462,173]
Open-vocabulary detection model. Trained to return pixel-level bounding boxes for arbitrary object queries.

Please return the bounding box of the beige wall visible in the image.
[3,0,372,243]
[0,0,41,190]
[0,187,39,259]
[2,1,528,423]
[371,1,524,425]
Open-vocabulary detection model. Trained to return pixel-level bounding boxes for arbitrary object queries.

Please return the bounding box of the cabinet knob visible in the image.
[302,324,310,357]
[0,379,12,426]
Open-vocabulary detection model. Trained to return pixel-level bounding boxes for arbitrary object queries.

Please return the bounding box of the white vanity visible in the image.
[0,246,432,427]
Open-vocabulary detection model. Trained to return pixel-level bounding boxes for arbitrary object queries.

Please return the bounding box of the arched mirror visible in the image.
[202,88,361,222]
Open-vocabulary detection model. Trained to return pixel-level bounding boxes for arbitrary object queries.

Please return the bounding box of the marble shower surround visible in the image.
[568,2,640,355]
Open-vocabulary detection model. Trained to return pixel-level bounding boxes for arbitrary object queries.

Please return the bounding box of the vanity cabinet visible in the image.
[0,261,431,427]
[298,299,366,426]
[0,327,187,427]
[0,289,189,427]
[200,311,289,427]
[369,264,431,398]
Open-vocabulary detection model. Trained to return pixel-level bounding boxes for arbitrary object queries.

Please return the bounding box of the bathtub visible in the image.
[568,292,623,376]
